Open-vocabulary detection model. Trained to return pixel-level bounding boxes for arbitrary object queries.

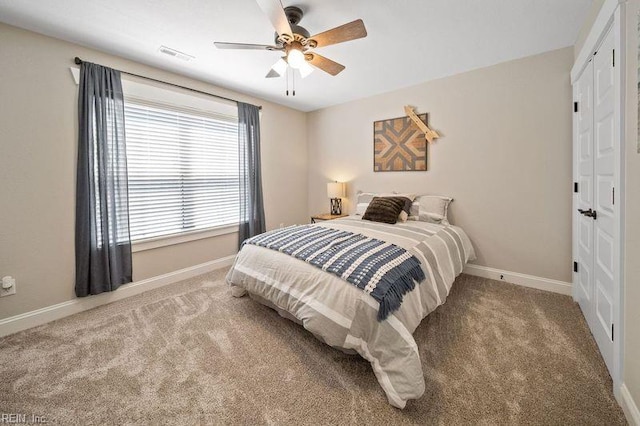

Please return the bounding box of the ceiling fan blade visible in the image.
[214,42,281,50]
[255,0,293,40]
[308,19,367,48]
[307,53,345,76]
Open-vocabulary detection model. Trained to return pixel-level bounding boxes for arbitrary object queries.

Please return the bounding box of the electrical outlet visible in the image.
[1,276,16,297]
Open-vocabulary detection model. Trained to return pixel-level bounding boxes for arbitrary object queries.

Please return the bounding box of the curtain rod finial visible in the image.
[74,57,83,65]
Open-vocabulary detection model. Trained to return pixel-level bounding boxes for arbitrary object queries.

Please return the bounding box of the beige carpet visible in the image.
[0,270,626,425]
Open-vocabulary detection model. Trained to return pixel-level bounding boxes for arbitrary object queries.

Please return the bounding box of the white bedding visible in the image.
[226,216,475,408]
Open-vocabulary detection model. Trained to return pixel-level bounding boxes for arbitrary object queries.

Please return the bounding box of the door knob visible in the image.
[578,208,597,220]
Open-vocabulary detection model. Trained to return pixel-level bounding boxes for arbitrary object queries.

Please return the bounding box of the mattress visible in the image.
[226,216,475,408]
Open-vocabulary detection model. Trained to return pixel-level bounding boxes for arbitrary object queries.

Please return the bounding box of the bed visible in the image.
[226,215,475,408]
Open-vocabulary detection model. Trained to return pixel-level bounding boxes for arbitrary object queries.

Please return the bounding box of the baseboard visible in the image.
[621,383,640,426]
[463,264,572,296]
[0,255,236,338]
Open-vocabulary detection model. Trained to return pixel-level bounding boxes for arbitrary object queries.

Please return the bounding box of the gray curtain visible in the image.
[238,102,265,248]
[75,61,132,297]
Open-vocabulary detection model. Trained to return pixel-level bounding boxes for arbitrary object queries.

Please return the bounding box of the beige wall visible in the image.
[307,47,574,282]
[575,0,607,58]
[623,0,640,411]
[0,23,308,319]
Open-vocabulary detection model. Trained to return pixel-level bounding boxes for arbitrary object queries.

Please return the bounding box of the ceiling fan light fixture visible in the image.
[272,58,288,75]
[299,60,314,78]
[287,48,305,69]
[214,0,368,84]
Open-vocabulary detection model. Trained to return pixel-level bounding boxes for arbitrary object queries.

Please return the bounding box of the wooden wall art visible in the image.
[373,113,429,172]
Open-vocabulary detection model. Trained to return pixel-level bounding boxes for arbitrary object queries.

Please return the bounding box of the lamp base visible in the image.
[330,198,342,215]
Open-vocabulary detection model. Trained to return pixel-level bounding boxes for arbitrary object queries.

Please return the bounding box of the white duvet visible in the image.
[226,216,475,408]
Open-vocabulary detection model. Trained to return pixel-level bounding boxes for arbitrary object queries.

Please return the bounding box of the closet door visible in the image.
[574,60,594,315]
[573,27,616,375]
[590,27,616,372]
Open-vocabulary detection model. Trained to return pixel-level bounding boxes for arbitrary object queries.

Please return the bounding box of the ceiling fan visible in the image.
[214,0,367,80]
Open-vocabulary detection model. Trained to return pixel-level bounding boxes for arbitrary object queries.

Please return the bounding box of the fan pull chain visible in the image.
[286,67,289,96]
[292,71,296,96]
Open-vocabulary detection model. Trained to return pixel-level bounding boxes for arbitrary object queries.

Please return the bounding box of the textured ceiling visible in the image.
[0,0,591,111]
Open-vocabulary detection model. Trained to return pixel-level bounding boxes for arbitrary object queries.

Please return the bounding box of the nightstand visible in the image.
[311,213,348,223]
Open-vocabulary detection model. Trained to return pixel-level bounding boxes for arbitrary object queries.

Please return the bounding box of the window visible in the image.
[124,98,239,242]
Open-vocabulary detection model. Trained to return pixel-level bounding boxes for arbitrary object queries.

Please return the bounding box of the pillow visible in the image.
[398,197,413,222]
[355,192,378,215]
[409,195,453,225]
[362,197,407,224]
[356,192,416,217]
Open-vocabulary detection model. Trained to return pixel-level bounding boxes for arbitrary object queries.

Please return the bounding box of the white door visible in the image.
[573,27,616,374]
[574,59,594,310]
[591,27,616,371]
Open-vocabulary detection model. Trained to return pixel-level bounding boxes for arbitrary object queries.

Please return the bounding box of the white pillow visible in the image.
[355,192,379,215]
[409,195,453,225]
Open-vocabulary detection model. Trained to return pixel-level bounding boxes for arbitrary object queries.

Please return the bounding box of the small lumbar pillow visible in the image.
[409,195,453,224]
[362,197,407,224]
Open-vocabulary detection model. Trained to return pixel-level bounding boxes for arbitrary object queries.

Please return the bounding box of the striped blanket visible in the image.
[244,225,426,320]
[228,217,476,408]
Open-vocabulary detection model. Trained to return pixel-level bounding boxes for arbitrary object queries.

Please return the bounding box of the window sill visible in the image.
[131,224,239,253]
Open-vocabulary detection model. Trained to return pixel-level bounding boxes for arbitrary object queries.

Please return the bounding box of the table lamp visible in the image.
[327,182,345,215]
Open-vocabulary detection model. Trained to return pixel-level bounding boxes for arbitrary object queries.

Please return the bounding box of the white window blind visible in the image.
[124,98,239,242]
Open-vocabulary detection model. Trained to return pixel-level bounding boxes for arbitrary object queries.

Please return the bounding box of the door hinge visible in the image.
[573,261,578,273]
[612,187,615,205]
[612,323,614,341]
[574,182,579,193]
[613,49,615,67]
[574,101,578,113]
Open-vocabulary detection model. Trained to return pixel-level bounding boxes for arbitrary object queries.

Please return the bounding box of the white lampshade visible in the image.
[271,58,288,75]
[298,61,314,78]
[287,48,305,69]
[327,182,345,199]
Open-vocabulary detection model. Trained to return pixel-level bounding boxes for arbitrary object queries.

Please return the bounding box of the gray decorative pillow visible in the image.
[362,197,407,224]
[409,195,453,224]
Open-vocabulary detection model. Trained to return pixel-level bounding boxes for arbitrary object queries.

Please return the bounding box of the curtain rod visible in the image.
[74,57,262,110]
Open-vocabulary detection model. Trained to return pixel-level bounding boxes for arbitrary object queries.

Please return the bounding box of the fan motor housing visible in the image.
[285,6,304,25]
